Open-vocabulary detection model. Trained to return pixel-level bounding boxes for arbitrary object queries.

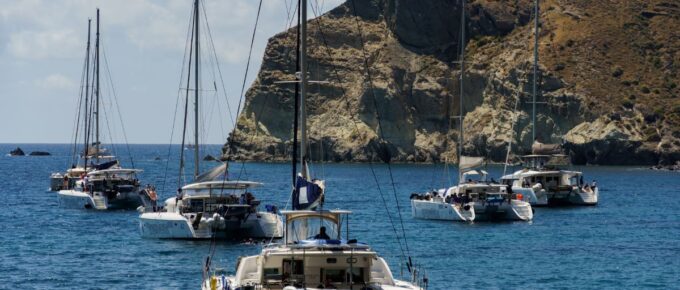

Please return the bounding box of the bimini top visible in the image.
[280,209,352,222]
[89,168,143,176]
[182,180,263,191]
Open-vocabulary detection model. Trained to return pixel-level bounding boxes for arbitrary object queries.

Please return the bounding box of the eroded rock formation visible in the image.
[225,0,680,165]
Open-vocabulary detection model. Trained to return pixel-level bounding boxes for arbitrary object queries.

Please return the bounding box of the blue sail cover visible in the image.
[293,176,323,210]
[94,160,118,170]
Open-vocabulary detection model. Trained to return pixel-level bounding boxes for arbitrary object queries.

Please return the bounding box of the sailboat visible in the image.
[202,1,422,288]
[410,0,533,222]
[499,0,598,206]
[56,9,146,211]
[138,0,282,239]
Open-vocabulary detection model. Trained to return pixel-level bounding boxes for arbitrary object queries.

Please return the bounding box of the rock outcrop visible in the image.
[9,147,25,156]
[225,0,680,165]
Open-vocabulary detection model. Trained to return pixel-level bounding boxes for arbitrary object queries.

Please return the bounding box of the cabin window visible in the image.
[350,267,365,283]
[283,259,304,276]
[326,258,337,264]
[323,269,345,283]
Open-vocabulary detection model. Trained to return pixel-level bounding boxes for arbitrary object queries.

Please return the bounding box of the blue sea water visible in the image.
[0,143,678,289]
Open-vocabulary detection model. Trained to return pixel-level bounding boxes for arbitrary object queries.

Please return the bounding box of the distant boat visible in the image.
[138,0,282,239]
[500,0,598,207]
[56,9,147,211]
[410,0,533,222]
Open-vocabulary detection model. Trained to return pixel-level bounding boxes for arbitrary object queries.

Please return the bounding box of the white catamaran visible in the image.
[411,0,533,222]
[56,10,147,211]
[203,1,423,288]
[500,0,598,207]
[138,0,282,239]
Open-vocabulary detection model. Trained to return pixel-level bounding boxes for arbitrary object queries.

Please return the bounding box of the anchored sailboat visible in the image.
[410,0,533,222]
[500,0,598,206]
[56,9,146,211]
[138,0,282,239]
[202,1,422,288]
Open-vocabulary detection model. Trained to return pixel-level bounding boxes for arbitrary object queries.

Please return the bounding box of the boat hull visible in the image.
[411,199,475,221]
[139,211,283,239]
[58,190,143,210]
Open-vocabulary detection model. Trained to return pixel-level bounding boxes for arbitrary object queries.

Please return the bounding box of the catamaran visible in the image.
[56,10,147,211]
[138,0,282,239]
[499,0,598,207]
[202,1,424,288]
[410,0,533,222]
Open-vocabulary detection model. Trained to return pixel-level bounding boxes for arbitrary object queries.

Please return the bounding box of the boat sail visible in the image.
[410,0,533,222]
[56,9,146,211]
[202,1,422,288]
[500,0,598,206]
[138,0,282,239]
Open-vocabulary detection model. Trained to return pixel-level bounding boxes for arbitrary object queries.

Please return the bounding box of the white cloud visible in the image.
[7,29,81,59]
[35,74,76,90]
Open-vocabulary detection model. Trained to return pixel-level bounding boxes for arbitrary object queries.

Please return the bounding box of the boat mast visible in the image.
[95,8,100,164]
[532,0,539,142]
[193,0,200,180]
[457,0,465,181]
[83,19,92,170]
[291,0,301,185]
[299,0,308,179]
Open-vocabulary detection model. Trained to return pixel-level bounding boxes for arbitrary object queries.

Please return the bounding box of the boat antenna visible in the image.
[83,18,92,170]
[95,8,100,164]
[193,0,201,180]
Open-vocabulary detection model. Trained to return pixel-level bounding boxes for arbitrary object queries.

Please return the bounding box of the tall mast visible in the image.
[457,0,465,181]
[83,19,92,170]
[292,0,301,185]
[95,8,100,164]
[299,0,308,179]
[193,0,200,180]
[532,0,539,142]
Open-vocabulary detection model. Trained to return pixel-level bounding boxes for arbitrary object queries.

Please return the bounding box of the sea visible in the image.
[1,144,678,289]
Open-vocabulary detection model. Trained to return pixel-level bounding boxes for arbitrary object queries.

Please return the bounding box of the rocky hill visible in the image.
[224,0,680,165]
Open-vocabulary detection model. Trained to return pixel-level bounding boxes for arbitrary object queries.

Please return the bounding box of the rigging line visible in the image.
[235,0,263,126]
[162,6,195,194]
[101,43,135,168]
[70,47,89,167]
[348,0,411,258]
[200,3,237,130]
[179,7,196,188]
[309,1,407,264]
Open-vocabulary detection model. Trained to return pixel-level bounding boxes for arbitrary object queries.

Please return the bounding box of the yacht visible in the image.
[500,151,598,206]
[56,10,146,211]
[410,1,533,222]
[499,0,598,207]
[58,168,144,210]
[412,162,533,222]
[137,0,282,239]
[139,180,282,239]
[203,210,423,290]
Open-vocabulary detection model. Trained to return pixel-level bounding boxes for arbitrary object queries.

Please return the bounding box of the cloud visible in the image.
[7,29,81,59]
[35,74,76,90]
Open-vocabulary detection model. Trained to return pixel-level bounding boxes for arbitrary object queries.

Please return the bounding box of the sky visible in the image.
[0,0,343,144]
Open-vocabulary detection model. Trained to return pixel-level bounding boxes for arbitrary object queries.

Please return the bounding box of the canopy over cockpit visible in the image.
[181,180,263,198]
[280,210,351,245]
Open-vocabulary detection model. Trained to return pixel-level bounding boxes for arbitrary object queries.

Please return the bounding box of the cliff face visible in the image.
[225,0,680,165]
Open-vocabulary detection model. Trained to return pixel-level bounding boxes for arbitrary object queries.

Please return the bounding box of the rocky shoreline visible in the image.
[224,0,680,166]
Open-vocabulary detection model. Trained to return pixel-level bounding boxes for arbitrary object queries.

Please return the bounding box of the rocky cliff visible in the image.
[225,0,680,165]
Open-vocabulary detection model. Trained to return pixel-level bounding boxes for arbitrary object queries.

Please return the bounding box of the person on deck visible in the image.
[148,185,158,212]
[176,187,183,202]
[314,226,331,240]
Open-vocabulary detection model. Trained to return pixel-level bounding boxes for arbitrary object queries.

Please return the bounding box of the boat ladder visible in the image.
[92,195,108,210]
